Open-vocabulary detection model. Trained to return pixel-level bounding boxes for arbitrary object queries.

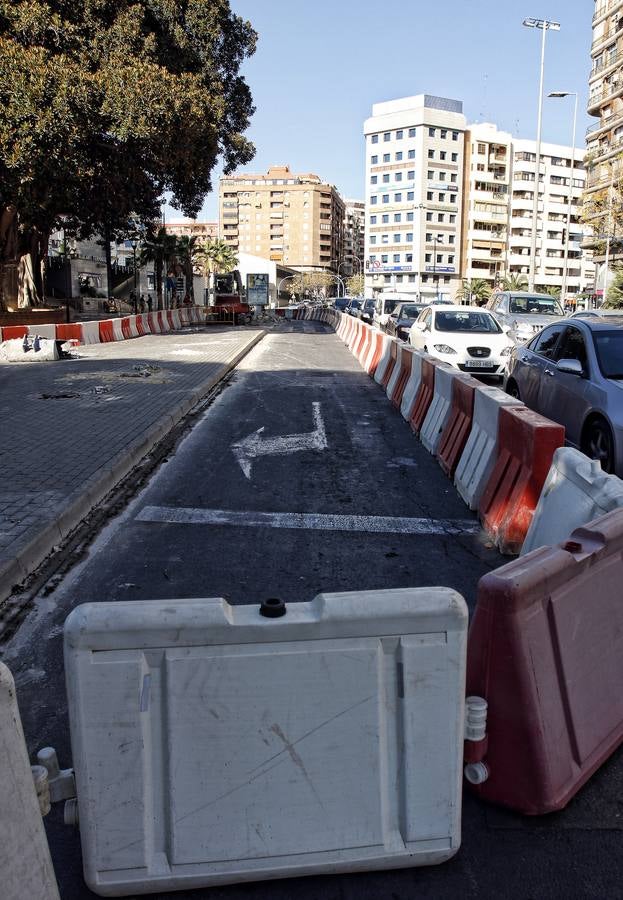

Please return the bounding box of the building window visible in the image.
[395,152,403,161]
[449,214,456,223]
[478,142,486,154]
[450,173,457,183]
[450,195,457,203]
[448,255,454,264]
[406,253,413,263]
[429,127,435,137]
[370,215,376,224]
[395,193,402,201]
[383,153,390,162]
[396,129,404,139]
[406,231,413,241]
[437,254,443,263]
[428,149,435,159]
[382,194,389,204]
[451,153,458,162]
[396,172,403,181]
[383,132,391,141]
[381,254,388,263]
[448,235,455,244]
[426,233,432,241]
[438,193,445,202]
[440,151,446,160]
[371,154,378,164]
[393,253,400,262]
[409,127,416,137]
[441,129,447,139]
[427,170,434,179]
[382,234,389,244]
[425,253,432,262]
[371,175,378,184]
[427,191,433,201]
[394,213,402,222]
[439,172,446,181]
[408,149,415,159]
[394,234,401,243]
[437,213,444,222]
[408,170,415,179]
[452,131,459,140]
[371,134,379,143]
[382,214,389,223]
[371,196,377,205]
[382,174,390,183]
[370,235,377,244]
[406,212,414,221]
[426,212,433,221]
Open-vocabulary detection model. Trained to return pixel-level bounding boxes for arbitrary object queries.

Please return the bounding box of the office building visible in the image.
[218,165,344,272]
[363,94,467,300]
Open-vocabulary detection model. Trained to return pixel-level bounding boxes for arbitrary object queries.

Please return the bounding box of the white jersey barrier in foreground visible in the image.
[521,446,623,555]
[0,663,60,900]
[454,386,524,511]
[0,337,60,362]
[65,590,467,895]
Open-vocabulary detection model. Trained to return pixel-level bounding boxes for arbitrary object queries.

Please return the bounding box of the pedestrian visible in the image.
[139,294,146,312]
[147,294,153,312]
[129,290,137,314]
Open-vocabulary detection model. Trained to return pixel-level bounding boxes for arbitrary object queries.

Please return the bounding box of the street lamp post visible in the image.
[523,17,561,293]
[130,239,138,313]
[548,91,578,307]
[413,203,426,300]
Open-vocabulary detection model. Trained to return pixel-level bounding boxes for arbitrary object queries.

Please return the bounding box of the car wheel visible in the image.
[582,417,615,474]
[506,379,520,400]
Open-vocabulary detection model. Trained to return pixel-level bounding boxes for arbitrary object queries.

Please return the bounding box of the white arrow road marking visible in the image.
[137,506,480,535]
[231,401,327,479]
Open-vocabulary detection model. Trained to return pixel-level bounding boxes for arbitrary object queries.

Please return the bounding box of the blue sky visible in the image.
[169,0,594,222]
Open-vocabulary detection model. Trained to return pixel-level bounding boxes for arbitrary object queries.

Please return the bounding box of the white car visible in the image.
[409,305,514,378]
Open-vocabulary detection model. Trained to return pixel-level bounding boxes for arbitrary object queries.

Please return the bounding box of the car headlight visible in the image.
[501,345,513,356]
[433,344,456,354]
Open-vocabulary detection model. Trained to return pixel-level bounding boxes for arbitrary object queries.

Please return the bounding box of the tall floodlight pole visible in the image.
[523,17,561,292]
[548,91,578,306]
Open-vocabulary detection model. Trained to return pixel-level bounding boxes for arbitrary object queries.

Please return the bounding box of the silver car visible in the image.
[505,316,623,475]
[486,291,565,343]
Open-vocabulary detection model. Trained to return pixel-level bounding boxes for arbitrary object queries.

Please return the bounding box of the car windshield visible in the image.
[398,304,422,319]
[593,331,623,379]
[349,300,361,309]
[434,311,502,334]
[509,296,563,316]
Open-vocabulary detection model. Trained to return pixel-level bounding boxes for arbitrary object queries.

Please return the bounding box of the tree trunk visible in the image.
[103,221,113,301]
[17,225,47,308]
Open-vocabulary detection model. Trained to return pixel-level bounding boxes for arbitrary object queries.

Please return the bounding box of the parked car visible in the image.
[373,295,400,330]
[505,316,623,475]
[356,298,376,324]
[385,302,426,340]
[485,291,565,344]
[345,298,363,316]
[409,305,514,378]
[332,297,351,312]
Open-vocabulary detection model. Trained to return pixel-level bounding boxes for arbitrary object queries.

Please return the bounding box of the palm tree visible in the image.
[174,235,200,301]
[195,239,238,301]
[140,226,178,309]
[535,284,561,299]
[501,273,528,291]
[455,278,491,306]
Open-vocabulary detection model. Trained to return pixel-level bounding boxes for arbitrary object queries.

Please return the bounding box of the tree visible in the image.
[139,226,178,309]
[195,239,238,277]
[501,273,529,291]
[287,271,335,300]
[346,274,364,296]
[174,235,201,301]
[535,285,561,299]
[455,278,491,306]
[0,1,256,307]
[605,264,623,308]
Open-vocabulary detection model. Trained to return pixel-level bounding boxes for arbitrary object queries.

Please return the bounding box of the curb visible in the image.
[0,330,265,604]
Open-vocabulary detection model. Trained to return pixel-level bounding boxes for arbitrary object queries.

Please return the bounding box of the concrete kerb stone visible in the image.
[0,330,266,604]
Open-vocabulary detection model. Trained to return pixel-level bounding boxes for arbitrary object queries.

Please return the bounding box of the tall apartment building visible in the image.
[363,95,467,300]
[585,0,623,292]
[218,165,344,272]
[506,140,594,298]
[342,199,365,277]
[461,123,512,290]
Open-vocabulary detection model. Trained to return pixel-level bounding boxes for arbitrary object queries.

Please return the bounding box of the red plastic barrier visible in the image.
[365,331,384,376]
[2,325,28,340]
[148,312,159,333]
[135,315,146,336]
[408,357,441,435]
[56,323,83,343]
[479,405,564,555]
[467,509,623,814]
[437,376,478,477]
[166,310,175,329]
[390,347,414,410]
[98,320,114,342]
[157,310,168,332]
[380,340,398,390]
[354,322,368,358]
[120,317,132,340]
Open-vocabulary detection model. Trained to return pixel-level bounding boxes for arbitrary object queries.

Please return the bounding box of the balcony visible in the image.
[588,80,623,114]
[591,45,623,79]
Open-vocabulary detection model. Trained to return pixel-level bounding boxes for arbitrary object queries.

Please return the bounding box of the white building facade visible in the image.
[506,139,595,300]
[363,95,467,301]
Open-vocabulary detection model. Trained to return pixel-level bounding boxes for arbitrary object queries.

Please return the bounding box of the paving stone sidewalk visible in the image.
[0,326,265,604]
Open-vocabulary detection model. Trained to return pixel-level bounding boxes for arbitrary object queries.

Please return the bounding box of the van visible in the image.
[373,295,401,329]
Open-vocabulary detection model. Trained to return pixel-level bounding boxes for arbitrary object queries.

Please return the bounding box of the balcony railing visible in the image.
[588,80,623,110]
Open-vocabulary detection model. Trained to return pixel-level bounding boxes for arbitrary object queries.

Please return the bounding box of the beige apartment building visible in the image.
[165,221,218,241]
[585,0,623,295]
[461,123,512,290]
[218,165,344,272]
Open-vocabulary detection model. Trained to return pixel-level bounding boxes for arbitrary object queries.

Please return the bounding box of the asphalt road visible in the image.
[3,321,623,899]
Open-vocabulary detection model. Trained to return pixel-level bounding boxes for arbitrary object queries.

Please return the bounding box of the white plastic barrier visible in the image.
[454,386,523,510]
[373,335,396,385]
[111,318,124,341]
[400,350,426,421]
[419,364,457,454]
[27,323,57,340]
[385,342,407,400]
[65,589,467,895]
[170,309,181,330]
[362,326,382,374]
[81,320,101,345]
[0,663,60,900]
[521,447,623,555]
[0,337,59,362]
[127,316,140,338]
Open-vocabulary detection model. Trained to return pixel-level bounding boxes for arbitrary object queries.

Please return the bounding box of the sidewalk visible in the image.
[0,326,265,608]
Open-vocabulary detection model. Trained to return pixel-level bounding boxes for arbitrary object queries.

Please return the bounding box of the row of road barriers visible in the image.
[0,306,206,349]
[6,306,623,896]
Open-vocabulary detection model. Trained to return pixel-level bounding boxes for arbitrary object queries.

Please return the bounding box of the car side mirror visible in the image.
[556,358,584,376]
[502,325,511,334]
